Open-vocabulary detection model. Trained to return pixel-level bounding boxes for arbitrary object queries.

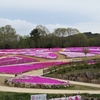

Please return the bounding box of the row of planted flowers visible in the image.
[0,61,68,74]
[49,95,81,100]
[0,55,37,65]
[0,48,60,59]
[64,47,100,53]
[59,51,95,58]
[25,51,57,59]
[5,75,70,89]
[0,48,61,52]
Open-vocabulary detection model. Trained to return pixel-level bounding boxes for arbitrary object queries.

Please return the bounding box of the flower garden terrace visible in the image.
[5,75,70,89]
[0,47,100,91]
[0,55,38,66]
[0,47,100,75]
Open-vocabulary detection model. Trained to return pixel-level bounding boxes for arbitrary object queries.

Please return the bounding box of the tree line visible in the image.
[0,25,100,49]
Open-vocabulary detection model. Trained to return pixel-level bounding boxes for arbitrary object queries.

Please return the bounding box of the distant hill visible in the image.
[83,32,100,38]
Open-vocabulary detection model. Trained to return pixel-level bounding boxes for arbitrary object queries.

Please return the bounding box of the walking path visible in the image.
[0,85,100,94]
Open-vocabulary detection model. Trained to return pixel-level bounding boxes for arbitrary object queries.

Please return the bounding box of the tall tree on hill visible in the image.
[35,25,48,47]
[54,28,80,47]
[54,28,67,47]
[30,25,49,48]
[66,28,79,35]
[70,33,88,47]
[36,25,50,36]
[0,25,19,48]
[17,35,34,48]
[30,28,41,48]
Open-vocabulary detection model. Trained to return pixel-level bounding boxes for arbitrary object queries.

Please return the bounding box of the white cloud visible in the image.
[0,18,36,35]
[46,23,100,33]
[74,22,100,33]
[0,18,100,36]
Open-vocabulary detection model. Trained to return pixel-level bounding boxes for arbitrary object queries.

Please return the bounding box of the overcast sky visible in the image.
[0,0,100,35]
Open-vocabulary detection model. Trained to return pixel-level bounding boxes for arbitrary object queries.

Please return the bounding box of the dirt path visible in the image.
[23,69,43,76]
[54,52,66,60]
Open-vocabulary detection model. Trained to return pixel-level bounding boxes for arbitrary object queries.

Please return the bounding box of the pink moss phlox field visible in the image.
[49,95,81,100]
[59,51,95,58]
[11,75,69,85]
[0,48,60,59]
[0,61,68,74]
[64,47,100,53]
[0,55,37,65]
[5,75,70,89]
[25,52,58,59]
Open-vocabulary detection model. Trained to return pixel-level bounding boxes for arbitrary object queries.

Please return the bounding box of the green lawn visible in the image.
[44,62,100,76]
[0,91,100,100]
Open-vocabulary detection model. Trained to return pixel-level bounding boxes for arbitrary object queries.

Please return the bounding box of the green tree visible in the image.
[54,28,67,47]
[17,35,34,48]
[30,28,41,48]
[70,33,88,47]
[66,28,79,36]
[36,25,49,36]
[46,33,59,47]
[0,25,19,48]
[30,25,50,48]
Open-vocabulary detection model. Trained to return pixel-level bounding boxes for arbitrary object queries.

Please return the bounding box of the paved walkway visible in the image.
[0,85,100,94]
[49,77,100,88]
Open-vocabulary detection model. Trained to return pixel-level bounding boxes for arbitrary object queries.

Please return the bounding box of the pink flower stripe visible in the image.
[12,75,69,85]
[0,62,68,74]
[0,48,60,53]
[0,53,5,57]
[64,47,100,53]
[0,55,37,65]
[59,51,95,58]
[25,52,58,59]
[0,48,59,59]
[49,95,81,100]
